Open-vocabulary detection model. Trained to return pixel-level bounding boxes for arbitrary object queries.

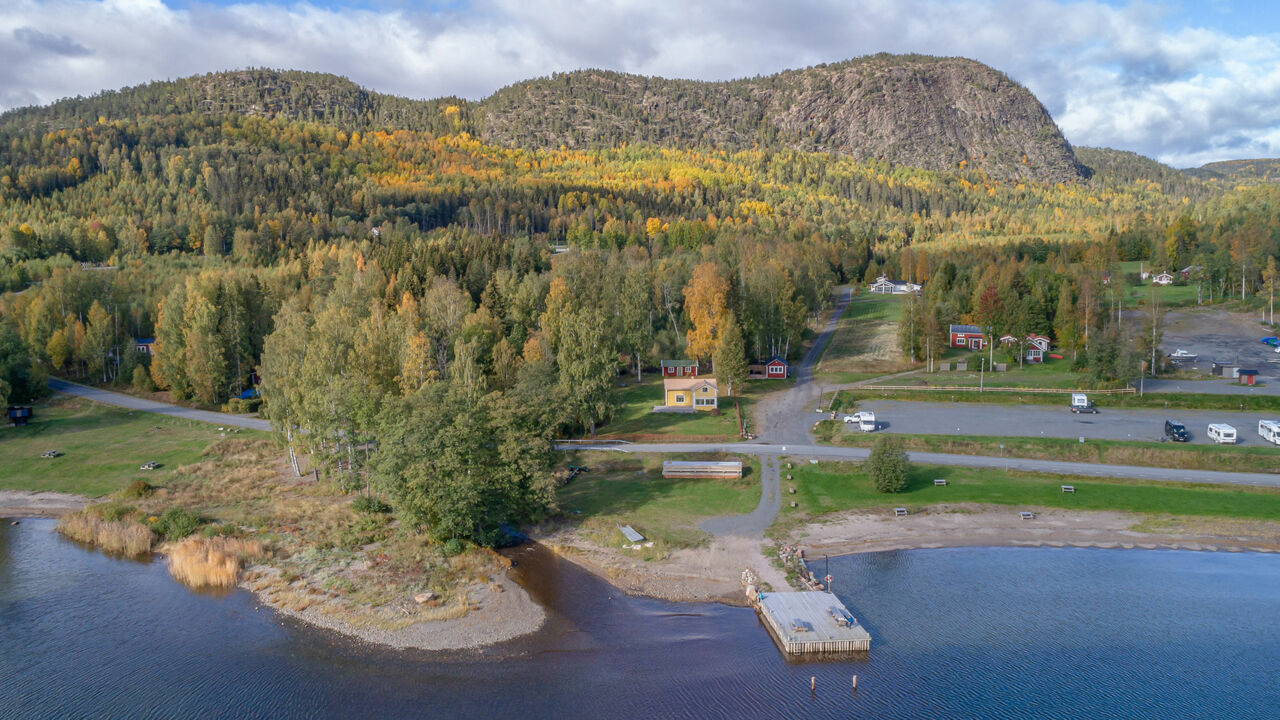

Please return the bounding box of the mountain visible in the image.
[1184,158,1280,184]
[480,55,1084,183]
[2,55,1085,183]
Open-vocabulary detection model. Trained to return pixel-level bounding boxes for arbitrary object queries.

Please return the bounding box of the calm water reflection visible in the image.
[3,519,1278,719]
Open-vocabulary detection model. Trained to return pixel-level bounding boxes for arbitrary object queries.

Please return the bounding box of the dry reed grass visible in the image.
[57,512,154,556]
[167,536,266,589]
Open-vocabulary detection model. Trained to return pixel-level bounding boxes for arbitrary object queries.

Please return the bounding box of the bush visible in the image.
[352,495,392,514]
[120,480,154,499]
[131,365,154,393]
[151,507,202,540]
[868,435,910,493]
[442,538,465,557]
[92,500,137,522]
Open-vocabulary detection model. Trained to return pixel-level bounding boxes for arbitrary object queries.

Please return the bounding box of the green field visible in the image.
[812,424,1280,474]
[593,374,774,440]
[557,452,760,551]
[1116,261,1202,307]
[0,398,266,496]
[775,461,1280,530]
[815,294,913,382]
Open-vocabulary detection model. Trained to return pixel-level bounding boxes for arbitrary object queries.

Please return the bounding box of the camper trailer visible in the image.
[1207,423,1237,445]
[1258,420,1280,446]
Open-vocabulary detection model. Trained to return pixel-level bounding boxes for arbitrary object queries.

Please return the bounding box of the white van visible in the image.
[1258,420,1280,445]
[1207,423,1237,445]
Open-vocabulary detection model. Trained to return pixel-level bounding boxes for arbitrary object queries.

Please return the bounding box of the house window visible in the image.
[695,398,715,406]
[674,394,685,404]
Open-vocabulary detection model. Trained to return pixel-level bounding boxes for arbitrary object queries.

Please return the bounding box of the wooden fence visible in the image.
[856,384,1136,395]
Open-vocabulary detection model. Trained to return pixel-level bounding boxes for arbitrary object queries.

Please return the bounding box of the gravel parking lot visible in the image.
[856,399,1278,446]
[1156,308,1280,390]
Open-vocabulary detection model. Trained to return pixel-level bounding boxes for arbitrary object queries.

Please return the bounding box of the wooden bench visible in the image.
[894,507,908,517]
[1061,485,1075,493]
[1019,511,1036,520]
[934,479,947,486]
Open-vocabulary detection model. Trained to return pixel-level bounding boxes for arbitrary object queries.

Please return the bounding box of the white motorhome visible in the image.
[1207,423,1237,445]
[1258,420,1280,445]
[843,411,877,432]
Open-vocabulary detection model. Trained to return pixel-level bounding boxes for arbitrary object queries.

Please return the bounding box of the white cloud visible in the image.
[2,0,1280,166]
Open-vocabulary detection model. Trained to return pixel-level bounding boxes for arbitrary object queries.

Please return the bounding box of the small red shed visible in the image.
[765,356,788,379]
[1238,369,1259,386]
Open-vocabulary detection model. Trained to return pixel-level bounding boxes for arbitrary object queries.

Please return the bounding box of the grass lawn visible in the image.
[557,452,760,554]
[1115,261,1201,307]
[774,460,1280,531]
[592,374,768,441]
[812,423,1280,474]
[914,359,1089,389]
[0,397,266,496]
[815,294,913,381]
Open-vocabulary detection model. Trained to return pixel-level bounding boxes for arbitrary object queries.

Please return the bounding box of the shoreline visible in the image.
[545,505,1280,605]
[2,511,545,653]
[241,569,546,652]
[0,490,92,518]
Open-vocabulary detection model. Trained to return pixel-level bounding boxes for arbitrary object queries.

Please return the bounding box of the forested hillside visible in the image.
[2,59,1278,546]
[4,56,1080,183]
[1185,158,1280,184]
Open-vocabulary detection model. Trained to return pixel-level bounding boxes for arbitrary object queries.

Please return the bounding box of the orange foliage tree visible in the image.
[683,262,730,366]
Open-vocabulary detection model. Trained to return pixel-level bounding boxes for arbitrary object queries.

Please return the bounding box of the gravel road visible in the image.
[48,378,272,431]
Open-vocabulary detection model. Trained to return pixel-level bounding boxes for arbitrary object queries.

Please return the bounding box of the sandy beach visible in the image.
[0,490,91,518]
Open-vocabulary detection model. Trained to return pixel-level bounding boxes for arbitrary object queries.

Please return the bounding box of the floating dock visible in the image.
[756,591,871,654]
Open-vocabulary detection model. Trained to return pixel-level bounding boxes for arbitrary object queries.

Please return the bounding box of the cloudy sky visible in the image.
[2,0,1278,167]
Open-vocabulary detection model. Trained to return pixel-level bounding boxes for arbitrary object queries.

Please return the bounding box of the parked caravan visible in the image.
[1207,424,1237,445]
[1258,420,1280,446]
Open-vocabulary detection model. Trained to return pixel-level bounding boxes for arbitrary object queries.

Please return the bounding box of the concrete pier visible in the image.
[756,591,871,654]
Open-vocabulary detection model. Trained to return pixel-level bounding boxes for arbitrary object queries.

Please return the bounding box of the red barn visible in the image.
[949,324,987,350]
[661,360,698,378]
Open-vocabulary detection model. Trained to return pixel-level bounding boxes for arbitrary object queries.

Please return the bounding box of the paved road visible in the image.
[854,399,1277,446]
[566,442,1280,489]
[48,378,272,431]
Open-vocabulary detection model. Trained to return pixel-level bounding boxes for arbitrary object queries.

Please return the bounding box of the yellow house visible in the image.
[663,377,719,410]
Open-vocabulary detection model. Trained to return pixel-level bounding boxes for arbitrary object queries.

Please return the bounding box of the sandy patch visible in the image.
[788,504,1280,556]
[243,570,545,652]
[543,527,788,605]
[0,490,92,518]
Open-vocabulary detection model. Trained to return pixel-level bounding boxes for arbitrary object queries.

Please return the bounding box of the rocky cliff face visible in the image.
[479,55,1085,183]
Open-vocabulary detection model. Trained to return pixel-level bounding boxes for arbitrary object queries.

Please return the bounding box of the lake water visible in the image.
[3,518,1278,719]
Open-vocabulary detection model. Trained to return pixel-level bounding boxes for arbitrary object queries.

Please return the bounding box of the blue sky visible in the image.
[4,0,1280,167]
